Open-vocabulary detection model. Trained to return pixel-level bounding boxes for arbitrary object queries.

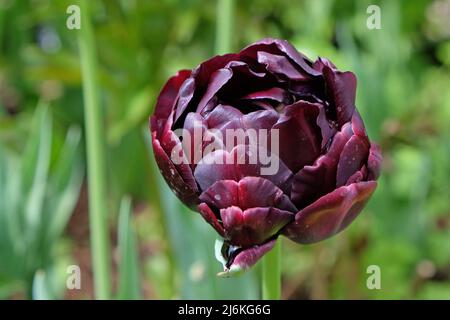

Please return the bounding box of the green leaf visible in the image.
[117,195,141,299]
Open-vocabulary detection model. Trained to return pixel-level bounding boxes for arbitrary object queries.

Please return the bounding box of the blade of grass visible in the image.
[77,0,111,299]
[117,196,141,299]
[215,0,234,54]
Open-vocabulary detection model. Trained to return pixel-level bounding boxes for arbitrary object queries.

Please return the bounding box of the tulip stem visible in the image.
[78,0,111,299]
[262,240,281,300]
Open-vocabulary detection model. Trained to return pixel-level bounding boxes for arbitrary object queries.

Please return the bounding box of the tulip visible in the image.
[150,38,382,275]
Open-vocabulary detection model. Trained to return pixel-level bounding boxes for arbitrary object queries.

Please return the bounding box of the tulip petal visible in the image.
[241,87,292,105]
[218,239,277,277]
[257,51,309,81]
[351,110,367,138]
[174,77,196,123]
[345,165,367,185]
[240,38,321,77]
[152,132,199,208]
[159,125,199,192]
[273,101,322,173]
[196,68,233,114]
[336,135,370,187]
[312,57,337,72]
[221,206,293,247]
[205,104,279,137]
[291,122,354,207]
[283,181,377,244]
[198,203,225,237]
[367,143,382,181]
[199,177,297,212]
[152,70,191,136]
[194,145,293,193]
[323,66,357,127]
[173,54,240,123]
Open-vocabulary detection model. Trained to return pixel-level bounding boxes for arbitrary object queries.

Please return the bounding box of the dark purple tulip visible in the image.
[150,38,382,275]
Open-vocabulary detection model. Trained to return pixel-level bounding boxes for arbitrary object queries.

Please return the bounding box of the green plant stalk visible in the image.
[262,240,281,300]
[78,0,111,299]
[215,0,234,54]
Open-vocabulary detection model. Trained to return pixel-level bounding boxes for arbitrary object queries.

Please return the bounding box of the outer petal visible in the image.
[290,122,353,208]
[199,177,297,212]
[198,203,225,237]
[221,206,293,248]
[151,131,199,208]
[151,70,191,137]
[323,66,357,127]
[367,143,382,181]
[313,57,337,71]
[283,181,377,244]
[193,145,293,193]
[218,239,276,277]
[159,124,199,192]
[335,135,370,187]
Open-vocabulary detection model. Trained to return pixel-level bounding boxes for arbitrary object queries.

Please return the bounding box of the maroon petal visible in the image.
[323,66,357,127]
[257,51,309,81]
[241,87,291,104]
[367,143,382,181]
[283,181,377,244]
[312,57,337,72]
[196,68,233,114]
[291,122,355,208]
[205,104,244,129]
[151,70,191,137]
[182,112,226,169]
[192,53,240,86]
[239,38,321,77]
[159,125,199,192]
[198,203,225,237]
[336,135,370,187]
[151,131,199,208]
[172,54,240,123]
[199,176,297,212]
[218,239,276,276]
[351,110,367,138]
[346,166,367,185]
[174,77,196,122]
[273,101,322,173]
[205,104,279,136]
[193,145,293,193]
[221,206,293,248]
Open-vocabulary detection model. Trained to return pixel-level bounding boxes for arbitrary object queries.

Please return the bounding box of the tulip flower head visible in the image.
[150,38,382,276]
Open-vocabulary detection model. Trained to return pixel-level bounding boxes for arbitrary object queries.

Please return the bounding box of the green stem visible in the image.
[215,0,234,54]
[78,0,111,299]
[262,240,281,300]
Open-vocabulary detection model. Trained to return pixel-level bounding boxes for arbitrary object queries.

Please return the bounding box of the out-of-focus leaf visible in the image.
[117,196,141,299]
[32,270,54,300]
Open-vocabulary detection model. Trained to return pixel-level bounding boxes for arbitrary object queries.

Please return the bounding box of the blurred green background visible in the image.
[0,0,449,299]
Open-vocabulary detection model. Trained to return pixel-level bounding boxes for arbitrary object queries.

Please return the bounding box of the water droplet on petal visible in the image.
[214,194,222,201]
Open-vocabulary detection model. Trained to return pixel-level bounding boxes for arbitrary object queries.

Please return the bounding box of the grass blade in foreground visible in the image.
[77,0,111,299]
[117,196,141,299]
